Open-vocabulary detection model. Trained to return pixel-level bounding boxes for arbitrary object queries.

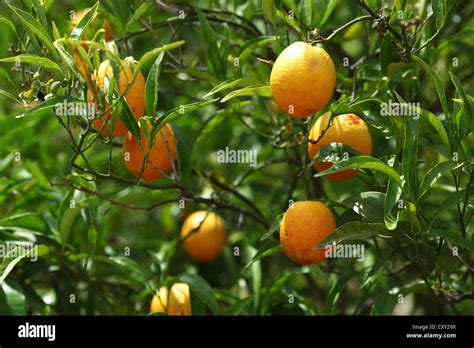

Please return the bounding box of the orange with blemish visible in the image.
[308,113,372,182]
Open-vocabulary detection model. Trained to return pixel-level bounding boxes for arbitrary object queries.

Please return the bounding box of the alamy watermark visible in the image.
[0,241,39,262]
[380,100,420,119]
[216,147,258,167]
[324,242,365,261]
[54,100,96,119]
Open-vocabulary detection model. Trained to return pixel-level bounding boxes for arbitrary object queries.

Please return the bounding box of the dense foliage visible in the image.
[0,0,472,315]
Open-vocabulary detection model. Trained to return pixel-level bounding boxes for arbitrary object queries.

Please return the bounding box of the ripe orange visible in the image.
[150,283,191,316]
[88,59,146,136]
[270,41,336,118]
[150,286,168,313]
[308,112,372,182]
[180,211,226,262]
[280,201,336,265]
[167,283,191,315]
[122,122,176,181]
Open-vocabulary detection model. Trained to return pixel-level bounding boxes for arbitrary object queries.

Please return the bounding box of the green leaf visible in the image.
[428,229,474,252]
[54,39,81,80]
[432,0,448,29]
[431,189,468,221]
[0,16,18,36]
[164,67,219,84]
[21,159,50,186]
[126,2,153,30]
[0,282,26,315]
[222,296,253,315]
[117,95,141,141]
[313,156,403,186]
[262,0,276,25]
[310,143,362,166]
[152,238,178,284]
[343,191,386,222]
[0,245,49,284]
[371,290,397,315]
[58,192,82,246]
[238,36,278,62]
[0,54,61,72]
[330,94,365,116]
[8,5,58,62]
[449,71,472,133]
[276,9,305,40]
[242,241,282,273]
[191,100,251,162]
[70,2,99,41]
[0,255,29,285]
[314,222,401,249]
[0,89,21,104]
[384,175,403,230]
[449,71,472,117]
[418,161,462,199]
[15,95,83,119]
[419,107,451,153]
[196,8,225,79]
[51,21,61,41]
[0,213,49,233]
[0,67,17,90]
[204,78,263,98]
[174,126,194,192]
[413,55,449,120]
[259,214,283,241]
[347,97,384,108]
[31,0,49,31]
[320,0,338,27]
[392,91,419,195]
[107,256,148,284]
[260,266,313,314]
[401,109,420,195]
[299,0,313,27]
[221,86,272,103]
[145,51,165,117]
[192,110,229,161]
[246,245,261,311]
[379,33,391,75]
[324,273,355,314]
[57,188,74,229]
[196,8,216,43]
[135,41,185,78]
[150,99,218,138]
[179,274,220,315]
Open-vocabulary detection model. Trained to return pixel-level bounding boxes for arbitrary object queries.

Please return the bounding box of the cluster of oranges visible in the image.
[71,13,374,314]
[70,9,177,183]
[149,283,191,316]
[270,41,373,265]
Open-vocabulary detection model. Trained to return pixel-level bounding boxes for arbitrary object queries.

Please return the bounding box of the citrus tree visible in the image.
[0,0,472,316]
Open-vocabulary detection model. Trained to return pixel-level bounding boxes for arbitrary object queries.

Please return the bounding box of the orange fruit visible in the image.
[280,201,336,265]
[150,283,191,316]
[180,211,226,262]
[88,59,146,136]
[270,41,336,118]
[150,286,168,313]
[167,283,192,315]
[308,112,372,182]
[122,122,176,181]
[73,49,90,80]
[103,20,114,41]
